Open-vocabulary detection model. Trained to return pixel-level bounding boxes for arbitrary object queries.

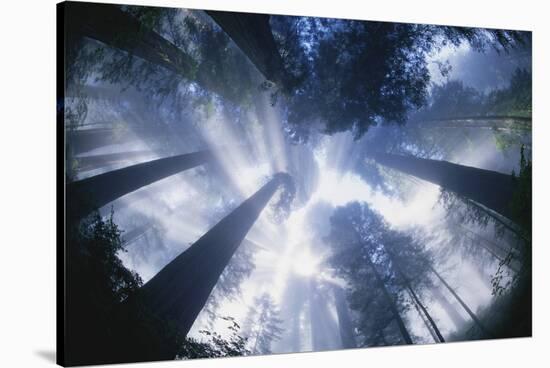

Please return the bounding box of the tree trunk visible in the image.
[430,267,494,338]
[461,225,519,256]
[463,197,526,241]
[464,232,520,273]
[409,289,439,343]
[67,128,131,155]
[205,10,292,91]
[460,225,522,272]
[431,286,466,330]
[65,2,238,104]
[76,150,151,172]
[365,256,413,345]
[137,175,284,337]
[333,285,357,349]
[385,248,445,343]
[370,152,518,221]
[405,283,445,342]
[67,150,213,220]
[66,2,196,73]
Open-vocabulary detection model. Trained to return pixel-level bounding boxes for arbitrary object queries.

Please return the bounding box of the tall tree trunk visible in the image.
[65,2,238,104]
[67,128,131,155]
[385,248,445,343]
[430,267,494,338]
[76,150,151,172]
[461,225,520,256]
[409,289,439,343]
[205,10,292,91]
[370,152,518,221]
[66,2,196,74]
[333,286,357,349]
[463,197,526,241]
[365,256,413,345]
[431,286,466,330]
[67,150,213,220]
[404,283,445,342]
[137,175,285,337]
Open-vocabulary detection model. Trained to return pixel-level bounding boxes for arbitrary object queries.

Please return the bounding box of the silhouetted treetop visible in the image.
[277,17,527,141]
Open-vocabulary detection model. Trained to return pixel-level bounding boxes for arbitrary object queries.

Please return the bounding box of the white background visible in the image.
[0,0,548,367]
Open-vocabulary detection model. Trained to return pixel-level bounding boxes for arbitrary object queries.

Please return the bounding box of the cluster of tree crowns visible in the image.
[64,2,529,138]
[60,2,532,366]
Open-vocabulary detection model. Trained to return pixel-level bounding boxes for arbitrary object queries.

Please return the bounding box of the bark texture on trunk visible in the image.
[66,2,197,76]
[431,286,466,330]
[431,267,493,338]
[371,152,518,221]
[76,150,150,172]
[366,256,413,345]
[67,150,213,220]
[138,175,283,337]
[206,10,291,91]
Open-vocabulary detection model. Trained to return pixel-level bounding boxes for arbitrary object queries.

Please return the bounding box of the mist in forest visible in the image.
[60,2,532,365]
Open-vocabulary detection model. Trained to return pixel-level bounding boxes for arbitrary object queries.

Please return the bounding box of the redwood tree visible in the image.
[370,152,518,221]
[137,174,291,337]
[67,150,213,220]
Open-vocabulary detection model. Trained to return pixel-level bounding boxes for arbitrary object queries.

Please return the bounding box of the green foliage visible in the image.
[178,317,250,359]
[70,210,143,303]
[326,202,434,346]
[65,211,251,364]
[510,146,532,241]
[491,146,533,295]
[202,241,256,326]
[123,5,167,31]
[281,19,527,140]
[449,269,531,341]
[438,189,491,230]
[485,68,532,117]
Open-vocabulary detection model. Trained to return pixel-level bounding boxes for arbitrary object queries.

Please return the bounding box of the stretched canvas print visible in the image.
[57,1,532,366]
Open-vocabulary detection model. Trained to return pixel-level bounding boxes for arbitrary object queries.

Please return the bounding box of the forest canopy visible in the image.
[60,2,532,365]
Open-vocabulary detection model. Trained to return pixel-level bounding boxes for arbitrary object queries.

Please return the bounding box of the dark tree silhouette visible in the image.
[75,150,151,172]
[137,174,292,337]
[279,18,526,140]
[364,255,413,345]
[67,128,133,155]
[405,279,445,343]
[67,150,213,220]
[65,2,252,105]
[369,152,518,220]
[431,266,494,338]
[66,3,195,80]
[431,286,466,330]
[327,203,415,345]
[206,10,294,92]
